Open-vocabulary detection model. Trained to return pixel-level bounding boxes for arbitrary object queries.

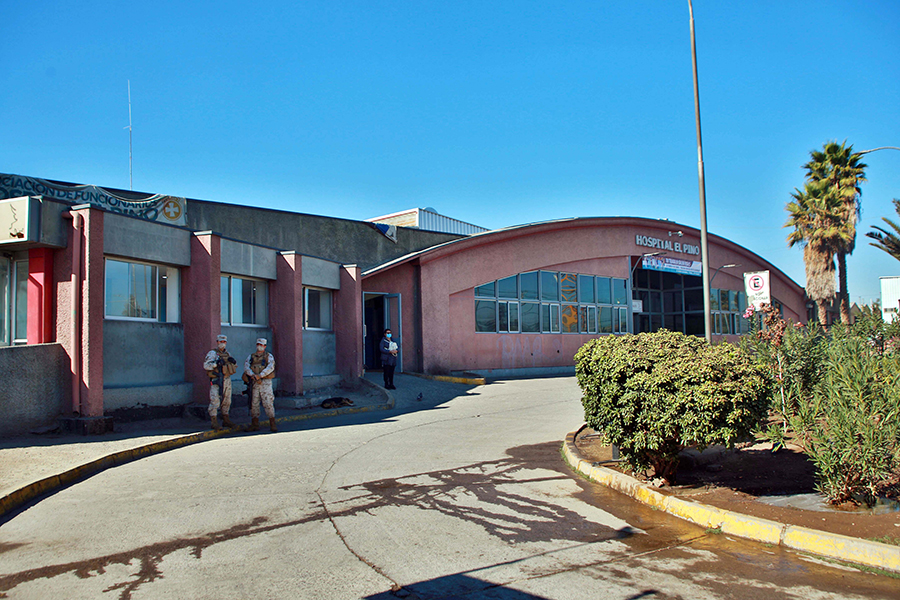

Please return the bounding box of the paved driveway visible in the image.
[0,375,895,599]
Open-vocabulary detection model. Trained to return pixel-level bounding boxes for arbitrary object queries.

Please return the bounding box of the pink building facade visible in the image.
[1,179,807,436]
[363,217,808,376]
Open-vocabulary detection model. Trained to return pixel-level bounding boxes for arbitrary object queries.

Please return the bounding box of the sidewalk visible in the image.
[0,372,482,520]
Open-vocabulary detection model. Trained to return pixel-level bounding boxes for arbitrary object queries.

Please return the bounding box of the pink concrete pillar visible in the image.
[27,247,54,344]
[76,205,104,417]
[271,251,304,395]
[182,232,222,404]
[335,265,363,381]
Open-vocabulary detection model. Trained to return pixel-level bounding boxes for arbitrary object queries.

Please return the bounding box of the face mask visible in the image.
[386,333,392,339]
[257,345,265,353]
[217,343,226,350]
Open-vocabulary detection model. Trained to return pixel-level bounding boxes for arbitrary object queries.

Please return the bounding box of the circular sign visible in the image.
[748,275,765,292]
[162,199,182,221]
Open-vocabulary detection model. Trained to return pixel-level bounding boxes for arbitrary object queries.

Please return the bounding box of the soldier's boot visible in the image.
[211,415,220,431]
[222,414,235,428]
[250,417,260,431]
[269,417,278,432]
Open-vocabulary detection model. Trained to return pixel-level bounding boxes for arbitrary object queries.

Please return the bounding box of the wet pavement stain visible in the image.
[337,442,637,547]
[1,443,633,599]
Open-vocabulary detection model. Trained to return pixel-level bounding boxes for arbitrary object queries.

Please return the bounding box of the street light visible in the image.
[710,263,740,285]
[631,251,667,277]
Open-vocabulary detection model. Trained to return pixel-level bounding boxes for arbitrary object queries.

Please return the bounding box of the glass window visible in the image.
[579,306,589,333]
[224,277,268,326]
[540,271,559,301]
[560,273,577,302]
[550,304,560,333]
[220,277,230,323]
[588,305,597,333]
[561,305,578,333]
[14,260,28,342]
[520,272,539,300]
[520,302,540,332]
[599,306,612,334]
[729,290,739,312]
[0,259,8,345]
[304,287,330,330]
[650,291,662,314]
[105,259,158,320]
[509,302,519,332]
[617,307,629,333]
[596,277,611,304]
[664,290,683,313]
[578,275,595,303]
[498,275,517,299]
[662,272,683,290]
[684,288,704,312]
[499,301,509,331]
[475,300,496,332]
[612,279,628,305]
[720,289,730,312]
[475,282,495,298]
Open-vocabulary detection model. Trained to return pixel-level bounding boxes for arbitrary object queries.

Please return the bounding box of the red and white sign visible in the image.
[744,270,771,310]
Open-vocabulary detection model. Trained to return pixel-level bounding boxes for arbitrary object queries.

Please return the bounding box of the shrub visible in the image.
[789,334,900,505]
[575,330,771,485]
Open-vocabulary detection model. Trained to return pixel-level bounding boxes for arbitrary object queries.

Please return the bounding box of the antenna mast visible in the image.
[125,80,133,190]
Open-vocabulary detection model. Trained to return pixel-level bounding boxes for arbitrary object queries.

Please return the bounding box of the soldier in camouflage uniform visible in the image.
[203,334,238,430]
[244,337,277,432]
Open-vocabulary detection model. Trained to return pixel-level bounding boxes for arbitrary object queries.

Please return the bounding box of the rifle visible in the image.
[214,358,226,401]
[242,373,254,409]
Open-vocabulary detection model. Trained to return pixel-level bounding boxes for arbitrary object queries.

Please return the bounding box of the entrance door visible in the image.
[384,294,402,372]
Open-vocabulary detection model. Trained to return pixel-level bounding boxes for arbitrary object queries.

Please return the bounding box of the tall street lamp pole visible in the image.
[688,0,712,344]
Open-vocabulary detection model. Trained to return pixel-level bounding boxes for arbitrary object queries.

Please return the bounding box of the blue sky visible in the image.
[2,1,898,305]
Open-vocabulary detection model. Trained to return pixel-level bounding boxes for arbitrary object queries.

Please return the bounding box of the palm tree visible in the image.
[785,180,847,326]
[802,141,867,324]
[866,199,900,262]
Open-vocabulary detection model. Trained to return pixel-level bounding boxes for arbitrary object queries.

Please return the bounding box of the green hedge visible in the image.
[575,330,771,484]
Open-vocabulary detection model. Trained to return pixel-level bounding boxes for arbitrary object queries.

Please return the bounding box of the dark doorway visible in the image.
[364,294,386,369]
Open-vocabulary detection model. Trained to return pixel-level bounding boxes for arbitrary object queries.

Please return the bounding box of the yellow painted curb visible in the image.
[0,395,396,521]
[408,372,486,386]
[563,430,900,574]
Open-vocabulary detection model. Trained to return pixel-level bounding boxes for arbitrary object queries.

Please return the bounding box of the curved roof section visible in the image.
[362,216,804,294]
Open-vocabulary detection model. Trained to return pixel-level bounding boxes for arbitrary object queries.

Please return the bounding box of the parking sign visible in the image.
[744,270,770,310]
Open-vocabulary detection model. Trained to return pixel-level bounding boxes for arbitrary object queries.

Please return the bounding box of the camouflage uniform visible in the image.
[244,346,276,420]
[204,335,238,429]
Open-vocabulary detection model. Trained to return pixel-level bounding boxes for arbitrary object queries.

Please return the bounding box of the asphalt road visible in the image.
[1,375,897,599]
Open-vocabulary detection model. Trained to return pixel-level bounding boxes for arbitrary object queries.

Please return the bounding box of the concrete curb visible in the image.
[408,372,486,386]
[562,429,900,574]
[0,383,395,521]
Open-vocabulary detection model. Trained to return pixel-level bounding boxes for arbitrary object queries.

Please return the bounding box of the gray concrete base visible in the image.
[103,382,193,411]
[302,374,342,391]
[461,366,576,379]
[59,416,115,436]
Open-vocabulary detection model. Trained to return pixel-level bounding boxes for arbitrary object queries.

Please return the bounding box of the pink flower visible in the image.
[742,307,755,319]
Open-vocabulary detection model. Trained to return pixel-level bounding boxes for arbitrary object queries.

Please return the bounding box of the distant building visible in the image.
[367,207,488,236]
[882,276,900,323]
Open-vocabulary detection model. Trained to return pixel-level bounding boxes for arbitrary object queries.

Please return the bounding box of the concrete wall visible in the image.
[0,343,67,437]
[103,212,191,266]
[103,321,185,387]
[221,238,276,279]
[222,325,274,366]
[186,200,463,271]
[302,255,341,289]
[303,329,336,376]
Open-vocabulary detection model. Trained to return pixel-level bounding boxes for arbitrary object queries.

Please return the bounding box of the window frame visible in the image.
[303,286,332,331]
[221,274,269,327]
[105,257,180,323]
